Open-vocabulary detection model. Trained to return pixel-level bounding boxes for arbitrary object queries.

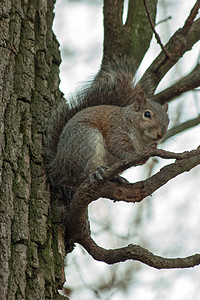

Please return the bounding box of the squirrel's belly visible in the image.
[86,129,119,172]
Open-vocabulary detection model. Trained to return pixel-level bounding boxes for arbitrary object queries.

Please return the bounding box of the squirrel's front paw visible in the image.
[89,165,109,183]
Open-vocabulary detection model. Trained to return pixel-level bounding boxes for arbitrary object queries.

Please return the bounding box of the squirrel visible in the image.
[43,58,169,189]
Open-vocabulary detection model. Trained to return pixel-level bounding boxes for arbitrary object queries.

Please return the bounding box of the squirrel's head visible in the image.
[128,91,169,146]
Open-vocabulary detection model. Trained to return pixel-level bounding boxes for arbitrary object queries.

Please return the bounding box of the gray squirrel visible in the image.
[43,59,169,189]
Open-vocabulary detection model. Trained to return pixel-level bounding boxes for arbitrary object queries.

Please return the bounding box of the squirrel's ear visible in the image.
[133,91,146,112]
[163,102,168,111]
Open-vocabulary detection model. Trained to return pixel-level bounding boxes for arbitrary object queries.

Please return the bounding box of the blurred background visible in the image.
[53,1,200,299]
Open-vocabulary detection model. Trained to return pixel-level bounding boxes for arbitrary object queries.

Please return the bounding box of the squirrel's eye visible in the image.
[144,111,151,118]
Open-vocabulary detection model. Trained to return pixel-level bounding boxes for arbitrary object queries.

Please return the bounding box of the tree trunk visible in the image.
[0,0,65,299]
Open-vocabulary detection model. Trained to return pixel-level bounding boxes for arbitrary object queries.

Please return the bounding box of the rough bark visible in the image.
[0,0,66,299]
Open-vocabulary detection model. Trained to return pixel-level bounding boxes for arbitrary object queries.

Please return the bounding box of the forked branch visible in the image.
[66,146,200,269]
[140,1,200,95]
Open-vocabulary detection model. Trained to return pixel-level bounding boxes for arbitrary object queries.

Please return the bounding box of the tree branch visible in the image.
[103,0,125,60]
[100,147,200,203]
[153,63,200,103]
[80,235,200,269]
[102,0,158,69]
[139,1,200,95]
[163,116,200,141]
[103,0,124,29]
[66,146,200,252]
[182,0,200,34]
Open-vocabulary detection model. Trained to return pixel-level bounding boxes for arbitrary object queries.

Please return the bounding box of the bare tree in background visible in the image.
[0,0,200,299]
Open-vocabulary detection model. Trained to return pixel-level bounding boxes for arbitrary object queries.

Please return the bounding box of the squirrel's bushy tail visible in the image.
[43,99,70,179]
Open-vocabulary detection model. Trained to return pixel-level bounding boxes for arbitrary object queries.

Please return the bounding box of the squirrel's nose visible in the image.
[157,132,162,139]
[157,126,166,139]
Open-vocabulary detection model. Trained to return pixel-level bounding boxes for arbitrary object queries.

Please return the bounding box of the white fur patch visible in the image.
[92,130,107,166]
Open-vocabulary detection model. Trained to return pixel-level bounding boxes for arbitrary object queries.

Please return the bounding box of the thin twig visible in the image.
[156,16,172,26]
[143,0,171,58]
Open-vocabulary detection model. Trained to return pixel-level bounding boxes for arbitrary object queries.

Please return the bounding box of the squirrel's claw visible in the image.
[89,165,109,183]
